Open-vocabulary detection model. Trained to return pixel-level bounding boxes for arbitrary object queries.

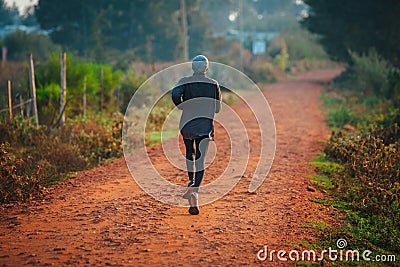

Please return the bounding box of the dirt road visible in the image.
[0,69,342,266]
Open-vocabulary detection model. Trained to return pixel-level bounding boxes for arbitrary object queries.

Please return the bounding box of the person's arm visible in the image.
[215,83,222,113]
[171,80,185,109]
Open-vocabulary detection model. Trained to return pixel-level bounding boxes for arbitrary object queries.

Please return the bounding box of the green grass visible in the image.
[310,174,334,190]
[309,198,350,210]
[320,93,359,129]
[303,88,400,266]
[309,154,343,191]
[311,155,344,174]
[145,130,178,146]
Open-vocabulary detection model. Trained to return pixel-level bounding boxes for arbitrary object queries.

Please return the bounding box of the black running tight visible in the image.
[183,136,210,191]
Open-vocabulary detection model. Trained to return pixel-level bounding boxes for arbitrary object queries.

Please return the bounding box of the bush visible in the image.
[119,67,146,113]
[0,114,125,203]
[319,47,400,256]
[59,113,123,165]
[35,53,122,120]
[324,124,400,252]
[386,67,400,105]
[283,30,329,61]
[0,143,44,203]
[244,59,282,83]
[338,50,389,96]
[326,106,358,128]
[325,124,400,212]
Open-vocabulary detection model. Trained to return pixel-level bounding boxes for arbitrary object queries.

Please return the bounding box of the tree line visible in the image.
[302,0,400,65]
[34,0,209,62]
[1,0,307,63]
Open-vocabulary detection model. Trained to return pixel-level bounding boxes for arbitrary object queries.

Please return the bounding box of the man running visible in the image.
[171,55,222,215]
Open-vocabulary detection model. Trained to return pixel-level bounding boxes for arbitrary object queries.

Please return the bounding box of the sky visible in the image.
[4,0,38,14]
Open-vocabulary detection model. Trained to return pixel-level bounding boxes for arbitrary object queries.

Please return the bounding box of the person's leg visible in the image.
[183,138,195,185]
[183,138,200,215]
[182,138,195,200]
[193,136,210,192]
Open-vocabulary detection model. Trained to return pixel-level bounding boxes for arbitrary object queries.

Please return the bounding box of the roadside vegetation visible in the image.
[310,50,400,264]
[299,1,399,264]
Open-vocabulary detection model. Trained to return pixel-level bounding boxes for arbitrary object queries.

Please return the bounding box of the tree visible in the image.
[0,0,18,26]
[35,0,102,56]
[3,30,60,61]
[302,0,400,65]
[35,0,208,62]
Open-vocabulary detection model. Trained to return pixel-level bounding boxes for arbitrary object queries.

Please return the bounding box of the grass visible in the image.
[304,89,400,266]
[308,153,400,265]
[309,198,350,211]
[311,154,344,174]
[46,172,78,186]
[309,155,341,191]
[145,130,179,146]
[310,174,334,190]
[320,92,359,129]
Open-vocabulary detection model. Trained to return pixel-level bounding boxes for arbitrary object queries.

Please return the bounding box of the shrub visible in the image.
[283,30,329,61]
[119,67,146,113]
[244,59,282,83]
[386,67,400,105]
[0,143,44,203]
[59,113,123,165]
[326,106,357,129]
[35,53,122,119]
[321,45,400,256]
[273,41,289,71]
[338,50,389,96]
[0,113,125,203]
[323,124,400,253]
[325,124,400,213]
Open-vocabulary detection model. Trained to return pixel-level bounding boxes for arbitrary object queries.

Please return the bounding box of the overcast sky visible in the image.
[4,0,38,14]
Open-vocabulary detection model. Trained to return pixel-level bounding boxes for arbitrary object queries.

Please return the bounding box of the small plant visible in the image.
[0,114,125,203]
[273,39,289,71]
[0,143,44,203]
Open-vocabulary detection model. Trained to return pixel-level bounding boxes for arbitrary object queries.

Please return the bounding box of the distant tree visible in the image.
[104,0,182,61]
[20,9,39,26]
[35,0,100,56]
[302,0,400,65]
[3,30,60,61]
[0,0,8,26]
[101,0,209,60]
[0,0,18,26]
[35,0,208,62]
[186,7,210,58]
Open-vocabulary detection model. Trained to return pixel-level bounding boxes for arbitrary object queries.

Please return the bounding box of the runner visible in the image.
[171,55,222,215]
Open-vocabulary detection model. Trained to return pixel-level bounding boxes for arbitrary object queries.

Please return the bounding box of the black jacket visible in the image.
[171,74,222,139]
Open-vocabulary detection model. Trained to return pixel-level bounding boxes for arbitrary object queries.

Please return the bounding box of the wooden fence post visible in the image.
[28,54,39,128]
[7,80,12,120]
[60,52,67,126]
